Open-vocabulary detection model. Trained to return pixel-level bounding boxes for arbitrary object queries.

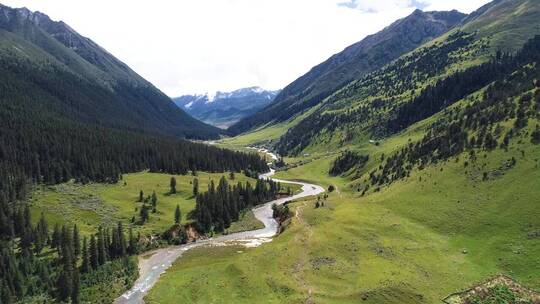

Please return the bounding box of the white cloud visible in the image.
[2,0,491,96]
[339,0,428,12]
[422,0,491,13]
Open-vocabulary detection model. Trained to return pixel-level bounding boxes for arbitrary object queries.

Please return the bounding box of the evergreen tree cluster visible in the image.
[0,207,54,303]
[0,200,140,303]
[329,151,369,176]
[271,203,291,222]
[194,177,281,233]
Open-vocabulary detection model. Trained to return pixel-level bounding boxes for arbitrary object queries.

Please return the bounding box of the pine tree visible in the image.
[37,212,49,245]
[110,226,119,259]
[170,177,177,194]
[71,269,80,304]
[97,227,107,266]
[128,227,137,255]
[192,178,199,196]
[117,222,126,257]
[89,235,98,269]
[139,190,144,202]
[23,205,31,231]
[104,228,111,259]
[151,191,158,211]
[140,205,149,223]
[73,224,81,258]
[33,227,44,254]
[57,225,75,303]
[81,236,90,273]
[51,224,60,248]
[175,205,181,224]
[56,268,73,302]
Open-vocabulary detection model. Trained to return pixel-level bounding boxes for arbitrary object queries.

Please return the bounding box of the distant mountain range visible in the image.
[0,4,221,139]
[228,9,466,135]
[173,87,280,129]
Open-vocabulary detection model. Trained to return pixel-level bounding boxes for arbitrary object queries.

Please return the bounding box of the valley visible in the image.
[1,0,539,303]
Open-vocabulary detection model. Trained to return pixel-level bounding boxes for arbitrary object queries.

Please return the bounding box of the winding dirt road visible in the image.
[115,152,325,304]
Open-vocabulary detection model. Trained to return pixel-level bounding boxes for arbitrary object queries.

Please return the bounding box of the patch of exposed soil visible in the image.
[444,275,540,304]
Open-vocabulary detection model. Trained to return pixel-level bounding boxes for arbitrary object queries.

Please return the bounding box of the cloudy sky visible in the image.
[3,0,490,96]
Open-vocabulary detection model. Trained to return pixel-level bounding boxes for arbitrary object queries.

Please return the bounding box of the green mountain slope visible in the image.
[0,4,221,139]
[228,9,466,135]
[275,0,540,156]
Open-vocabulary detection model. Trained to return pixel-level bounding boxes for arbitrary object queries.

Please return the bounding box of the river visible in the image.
[115,151,324,304]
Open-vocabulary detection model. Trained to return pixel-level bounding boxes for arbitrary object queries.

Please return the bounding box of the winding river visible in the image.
[115,151,325,304]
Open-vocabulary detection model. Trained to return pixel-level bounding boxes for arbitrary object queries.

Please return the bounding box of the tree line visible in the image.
[0,113,268,204]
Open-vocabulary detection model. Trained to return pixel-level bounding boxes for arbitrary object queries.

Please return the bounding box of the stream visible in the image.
[115,150,324,304]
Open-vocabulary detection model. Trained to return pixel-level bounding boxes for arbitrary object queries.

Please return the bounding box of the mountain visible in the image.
[228,9,466,135]
[173,87,280,129]
[0,4,221,139]
[274,0,540,156]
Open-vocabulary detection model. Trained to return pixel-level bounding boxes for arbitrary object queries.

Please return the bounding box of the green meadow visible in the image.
[28,171,256,235]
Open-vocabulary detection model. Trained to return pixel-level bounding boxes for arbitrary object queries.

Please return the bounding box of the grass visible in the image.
[217,122,291,150]
[146,124,540,303]
[227,210,265,234]
[462,0,540,52]
[29,171,256,235]
[216,105,320,151]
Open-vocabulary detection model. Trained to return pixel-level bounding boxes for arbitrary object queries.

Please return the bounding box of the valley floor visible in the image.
[29,171,257,236]
[117,171,325,303]
[145,140,540,303]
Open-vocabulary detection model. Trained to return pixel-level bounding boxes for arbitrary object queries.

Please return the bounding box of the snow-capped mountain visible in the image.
[173,87,280,129]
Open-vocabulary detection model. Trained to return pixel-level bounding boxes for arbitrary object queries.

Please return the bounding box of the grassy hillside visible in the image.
[146,115,540,304]
[216,108,317,151]
[462,0,540,52]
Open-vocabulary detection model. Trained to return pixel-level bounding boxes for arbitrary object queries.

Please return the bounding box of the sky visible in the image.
[2,0,491,96]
